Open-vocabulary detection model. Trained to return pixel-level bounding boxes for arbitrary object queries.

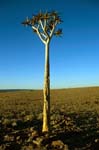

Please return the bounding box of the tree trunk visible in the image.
[42,42,50,133]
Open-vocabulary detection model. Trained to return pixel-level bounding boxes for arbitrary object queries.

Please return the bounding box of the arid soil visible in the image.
[0,87,99,150]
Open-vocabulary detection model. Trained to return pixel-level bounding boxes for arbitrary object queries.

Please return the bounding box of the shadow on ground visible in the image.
[0,111,99,150]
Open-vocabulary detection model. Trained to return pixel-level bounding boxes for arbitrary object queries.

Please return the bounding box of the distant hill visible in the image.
[0,86,99,92]
[0,89,33,93]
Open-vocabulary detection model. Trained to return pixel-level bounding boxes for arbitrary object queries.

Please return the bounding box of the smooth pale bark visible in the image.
[22,13,62,134]
[42,42,50,133]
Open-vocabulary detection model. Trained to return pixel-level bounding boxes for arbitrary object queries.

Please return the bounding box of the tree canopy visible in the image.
[22,11,62,44]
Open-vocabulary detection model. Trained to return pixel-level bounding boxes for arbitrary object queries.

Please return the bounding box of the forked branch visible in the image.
[22,10,62,44]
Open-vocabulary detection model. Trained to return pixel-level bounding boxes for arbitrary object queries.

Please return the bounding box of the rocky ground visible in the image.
[0,87,99,150]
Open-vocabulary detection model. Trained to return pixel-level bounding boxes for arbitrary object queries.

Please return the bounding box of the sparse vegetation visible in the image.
[0,87,99,150]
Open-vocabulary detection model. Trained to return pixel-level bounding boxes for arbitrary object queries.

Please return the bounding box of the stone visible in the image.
[33,136,44,147]
[51,140,69,150]
[92,139,99,150]
[31,130,38,138]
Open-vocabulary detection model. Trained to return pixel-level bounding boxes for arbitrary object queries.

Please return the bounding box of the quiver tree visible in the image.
[22,11,62,133]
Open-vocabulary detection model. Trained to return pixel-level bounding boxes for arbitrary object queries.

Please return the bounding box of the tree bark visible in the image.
[42,42,50,133]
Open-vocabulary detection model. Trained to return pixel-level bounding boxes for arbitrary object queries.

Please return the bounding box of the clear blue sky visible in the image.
[0,0,99,89]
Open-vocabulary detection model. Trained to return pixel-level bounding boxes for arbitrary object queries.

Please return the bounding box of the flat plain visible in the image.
[0,87,99,150]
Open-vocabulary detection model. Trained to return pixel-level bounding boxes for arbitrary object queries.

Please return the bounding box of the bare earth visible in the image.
[0,87,99,150]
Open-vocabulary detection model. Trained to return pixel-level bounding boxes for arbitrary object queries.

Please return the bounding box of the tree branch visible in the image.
[50,21,57,38]
[32,26,46,44]
[37,29,46,44]
[39,20,44,30]
[32,26,37,31]
[44,19,47,31]
[41,32,47,39]
[38,30,46,44]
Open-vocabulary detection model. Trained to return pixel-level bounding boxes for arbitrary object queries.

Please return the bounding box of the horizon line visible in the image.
[0,85,99,91]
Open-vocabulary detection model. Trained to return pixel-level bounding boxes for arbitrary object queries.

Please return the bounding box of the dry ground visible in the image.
[0,87,99,150]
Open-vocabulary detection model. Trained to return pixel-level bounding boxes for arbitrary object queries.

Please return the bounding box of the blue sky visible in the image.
[0,0,99,89]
